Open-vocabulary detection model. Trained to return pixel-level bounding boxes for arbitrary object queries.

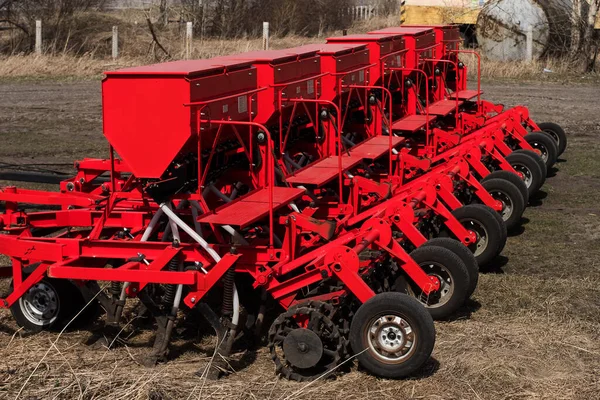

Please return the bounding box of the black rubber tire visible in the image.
[505,152,544,197]
[406,245,470,319]
[511,149,547,184]
[538,122,567,156]
[10,278,80,332]
[350,292,435,379]
[481,179,525,232]
[482,170,529,205]
[525,131,558,169]
[421,238,478,299]
[446,205,505,267]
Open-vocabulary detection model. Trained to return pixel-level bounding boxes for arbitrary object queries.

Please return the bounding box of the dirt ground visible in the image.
[0,80,599,400]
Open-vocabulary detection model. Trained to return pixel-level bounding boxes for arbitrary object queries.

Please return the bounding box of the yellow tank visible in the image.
[402,1,482,25]
[404,5,481,25]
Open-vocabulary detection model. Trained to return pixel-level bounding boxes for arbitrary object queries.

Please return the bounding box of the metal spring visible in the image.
[221,267,235,317]
[110,281,121,297]
[163,256,179,306]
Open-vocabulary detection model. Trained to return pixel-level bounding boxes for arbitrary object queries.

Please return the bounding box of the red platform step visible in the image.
[349,135,405,159]
[198,187,304,228]
[287,135,404,187]
[287,154,363,186]
[392,115,437,132]
[429,99,463,116]
[449,90,482,101]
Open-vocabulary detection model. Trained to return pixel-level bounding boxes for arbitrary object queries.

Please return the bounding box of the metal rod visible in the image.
[283,99,344,201]
[198,120,275,248]
[449,50,481,112]
[160,203,222,262]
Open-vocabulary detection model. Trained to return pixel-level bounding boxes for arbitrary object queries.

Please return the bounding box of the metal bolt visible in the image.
[190,297,196,303]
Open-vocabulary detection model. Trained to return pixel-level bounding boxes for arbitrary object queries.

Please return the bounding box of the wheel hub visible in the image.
[377,324,404,352]
[418,265,453,308]
[492,190,513,221]
[464,220,489,257]
[545,130,559,144]
[368,315,415,362]
[530,142,548,163]
[21,282,59,325]
[513,164,532,188]
[282,328,324,369]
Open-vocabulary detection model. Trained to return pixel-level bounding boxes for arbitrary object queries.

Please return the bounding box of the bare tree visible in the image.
[0,0,106,53]
[179,0,352,38]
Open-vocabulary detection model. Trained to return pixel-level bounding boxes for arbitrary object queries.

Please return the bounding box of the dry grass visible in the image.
[1,43,598,83]
[1,277,598,399]
[2,48,598,82]
[0,54,134,79]
[0,36,322,80]
[466,57,600,82]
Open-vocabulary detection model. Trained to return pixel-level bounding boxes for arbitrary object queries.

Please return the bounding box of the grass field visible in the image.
[0,79,599,399]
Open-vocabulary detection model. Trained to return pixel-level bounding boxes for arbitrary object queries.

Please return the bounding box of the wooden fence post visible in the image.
[35,20,42,55]
[185,21,193,59]
[112,26,119,60]
[263,22,270,50]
